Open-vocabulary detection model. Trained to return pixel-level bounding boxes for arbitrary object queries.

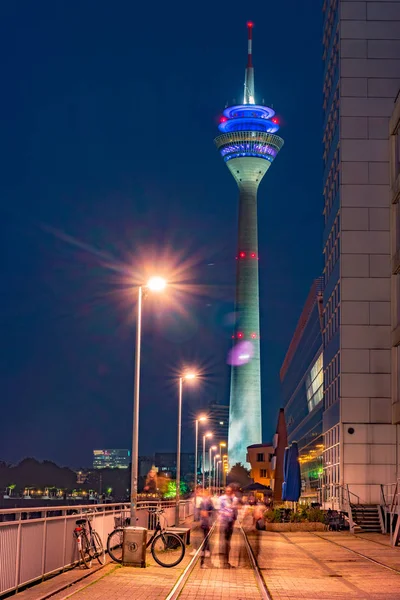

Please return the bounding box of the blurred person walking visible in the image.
[199,489,214,567]
[219,485,238,568]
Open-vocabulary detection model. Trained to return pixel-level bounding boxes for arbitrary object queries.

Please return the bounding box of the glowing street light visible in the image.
[147,276,167,291]
[130,277,167,525]
[176,371,198,525]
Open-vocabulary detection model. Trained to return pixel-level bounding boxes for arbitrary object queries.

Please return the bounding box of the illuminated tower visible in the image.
[215,22,284,467]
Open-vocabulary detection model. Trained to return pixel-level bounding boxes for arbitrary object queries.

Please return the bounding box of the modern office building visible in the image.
[92,449,130,469]
[390,89,400,478]
[246,443,274,487]
[215,22,284,467]
[280,279,324,504]
[154,453,195,481]
[322,0,400,506]
[206,402,229,448]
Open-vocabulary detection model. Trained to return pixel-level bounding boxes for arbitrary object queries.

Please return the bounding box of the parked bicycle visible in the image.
[107,507,185,568]
[74,516,106,568]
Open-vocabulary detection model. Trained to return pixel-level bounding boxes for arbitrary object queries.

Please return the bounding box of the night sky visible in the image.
[0,1,323,468]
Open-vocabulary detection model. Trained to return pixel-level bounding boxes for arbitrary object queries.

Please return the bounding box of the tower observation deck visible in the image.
[215,22,284,467]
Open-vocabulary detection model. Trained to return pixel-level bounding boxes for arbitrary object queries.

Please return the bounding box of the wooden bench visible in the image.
[166,527,191,546]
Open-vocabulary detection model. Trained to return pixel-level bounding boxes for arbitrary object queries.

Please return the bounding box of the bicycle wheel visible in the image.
[107,528,124,563]
[91,531,106,565]
[79,532,93,568]
[151,532,185,568]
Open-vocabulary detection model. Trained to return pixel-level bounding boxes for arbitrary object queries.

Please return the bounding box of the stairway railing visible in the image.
[336,484,358,533]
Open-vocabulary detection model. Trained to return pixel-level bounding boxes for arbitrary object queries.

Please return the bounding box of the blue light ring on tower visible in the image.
[222,104,275,120]
[220,118,279,134]
[219,104,280,134]
[215,131,284,162]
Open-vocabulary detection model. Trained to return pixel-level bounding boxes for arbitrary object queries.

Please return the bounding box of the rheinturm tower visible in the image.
[215,22,284,467]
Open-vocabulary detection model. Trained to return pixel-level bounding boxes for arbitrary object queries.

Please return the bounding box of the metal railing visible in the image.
[380,479,400,546]
[0,499,193,597]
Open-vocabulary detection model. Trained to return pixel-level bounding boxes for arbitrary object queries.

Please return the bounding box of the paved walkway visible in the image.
[16,520,400,600]
[178,525,262,600]
[246,527,400,600]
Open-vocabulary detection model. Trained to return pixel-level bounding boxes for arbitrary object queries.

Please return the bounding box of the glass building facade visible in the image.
[280,279,324,503]
[93,449,130,469]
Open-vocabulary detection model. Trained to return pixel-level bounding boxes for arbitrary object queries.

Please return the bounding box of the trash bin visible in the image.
[122,526,147,567]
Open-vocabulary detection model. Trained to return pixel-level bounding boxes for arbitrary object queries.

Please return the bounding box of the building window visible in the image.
[260,469,267,478]
[306,353,323,412]
[257,453,265,462]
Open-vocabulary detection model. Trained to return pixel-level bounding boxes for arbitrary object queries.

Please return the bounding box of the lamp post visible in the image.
[130,276,166,525]
[223,454,228,488]
[217,460,222,492]
[209,446,217,492]
[176,372,197,526]
[219,442,226,461]
[213,454,220,493]
[202,433,213,491]
[195,416,207,487]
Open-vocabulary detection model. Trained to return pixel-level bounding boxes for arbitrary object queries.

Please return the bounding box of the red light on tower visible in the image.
[272,117,279,124]
[247,21,254,28]
[251,252,256,258]
[237,332,243,339]
[251,333,257,339]
[220,116,228,123]
[239,251,246,258]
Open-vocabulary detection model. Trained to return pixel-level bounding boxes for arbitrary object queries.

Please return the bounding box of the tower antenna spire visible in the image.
[244,21,255,104]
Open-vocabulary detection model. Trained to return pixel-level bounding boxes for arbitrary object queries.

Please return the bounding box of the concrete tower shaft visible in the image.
[215,23,284,467]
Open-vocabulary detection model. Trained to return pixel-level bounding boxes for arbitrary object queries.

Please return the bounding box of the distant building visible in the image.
[246,443,274,487]
[207,402,229,447]
[280,278,324,504]
[93,449,130,470]
[154,453,195,481]
[138,456,153,477]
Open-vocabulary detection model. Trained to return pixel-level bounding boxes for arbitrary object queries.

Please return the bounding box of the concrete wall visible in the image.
[339,0,400,503]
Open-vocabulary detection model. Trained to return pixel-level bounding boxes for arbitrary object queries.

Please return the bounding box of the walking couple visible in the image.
[197,485,238,568]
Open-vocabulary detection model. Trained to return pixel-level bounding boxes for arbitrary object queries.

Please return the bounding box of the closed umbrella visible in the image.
[281,446,290,501]
[282,442,301,502]
[286,442,301,502]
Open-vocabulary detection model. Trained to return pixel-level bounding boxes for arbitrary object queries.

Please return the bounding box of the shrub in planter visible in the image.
[264,508,282,523]
[289,511,302,523]
[306,508,325,523]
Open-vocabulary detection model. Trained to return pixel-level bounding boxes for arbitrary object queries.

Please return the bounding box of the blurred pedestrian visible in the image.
[199,489,214,567]
[219,485,238,568]
[193,485,203,521]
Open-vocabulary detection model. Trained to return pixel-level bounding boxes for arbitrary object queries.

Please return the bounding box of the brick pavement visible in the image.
[245,524,400,600]
[15,517,400,600]
[177,525,263,600]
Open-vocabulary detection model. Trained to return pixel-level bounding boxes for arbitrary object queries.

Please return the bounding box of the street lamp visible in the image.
[219,441,226,459]
[223,454,228,488]
[202,432,213,491]
[176,371,197,525]
[130,276,167,524]
[208,446,217,492]
[213,454,220,492]
[194,416,207,491]
[217,460,222,491]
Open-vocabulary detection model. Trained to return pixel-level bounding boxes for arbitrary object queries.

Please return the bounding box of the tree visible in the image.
[227,462,252,487]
